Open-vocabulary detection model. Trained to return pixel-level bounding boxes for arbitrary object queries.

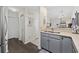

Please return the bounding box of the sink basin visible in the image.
[53,32,60,33]
[45,31,60,34]
[50,32,60,34]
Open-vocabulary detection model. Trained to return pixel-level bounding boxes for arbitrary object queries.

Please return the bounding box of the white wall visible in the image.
[8,6,40,48]
[24,7,40,49]
[7,6,41,49]
[8,9,19,39]
[7,7,25,39]
[40,7,47,30]
[30,14,40,49]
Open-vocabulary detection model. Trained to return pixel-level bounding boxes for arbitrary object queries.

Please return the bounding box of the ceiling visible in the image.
[7,6,40,14]
[7,6,79,18]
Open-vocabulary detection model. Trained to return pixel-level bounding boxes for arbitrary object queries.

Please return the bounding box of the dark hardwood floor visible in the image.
[8,38,39,53]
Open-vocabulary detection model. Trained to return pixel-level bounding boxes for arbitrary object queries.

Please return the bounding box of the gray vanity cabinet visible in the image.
[41,32,76,53]
[41,35,49,50]
[48,37,61,53]
[62,37,73,53]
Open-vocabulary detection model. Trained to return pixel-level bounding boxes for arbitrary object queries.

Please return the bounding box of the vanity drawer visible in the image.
[41,32,62,39]
[47,33,62,39]
[41,32,49,37]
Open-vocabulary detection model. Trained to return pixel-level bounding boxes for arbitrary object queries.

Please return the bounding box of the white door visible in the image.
[0,7,8,53]
[0,7,2,52]
[0,7,2,45]
[19,14,25,42]
[3,7,9,53]
[8,9,19,39]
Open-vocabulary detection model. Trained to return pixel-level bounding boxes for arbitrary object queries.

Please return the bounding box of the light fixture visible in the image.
[8,7,18,12]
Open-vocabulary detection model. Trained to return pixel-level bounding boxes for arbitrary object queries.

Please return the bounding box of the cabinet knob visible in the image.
[56,39,60,40]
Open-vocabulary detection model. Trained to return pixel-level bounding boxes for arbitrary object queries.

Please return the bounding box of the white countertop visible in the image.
[41,28,79,52]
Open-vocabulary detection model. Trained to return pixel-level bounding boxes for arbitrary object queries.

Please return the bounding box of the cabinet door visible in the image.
[41,36,49,50]
[62,37,73,53]
[49,37,61,53]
